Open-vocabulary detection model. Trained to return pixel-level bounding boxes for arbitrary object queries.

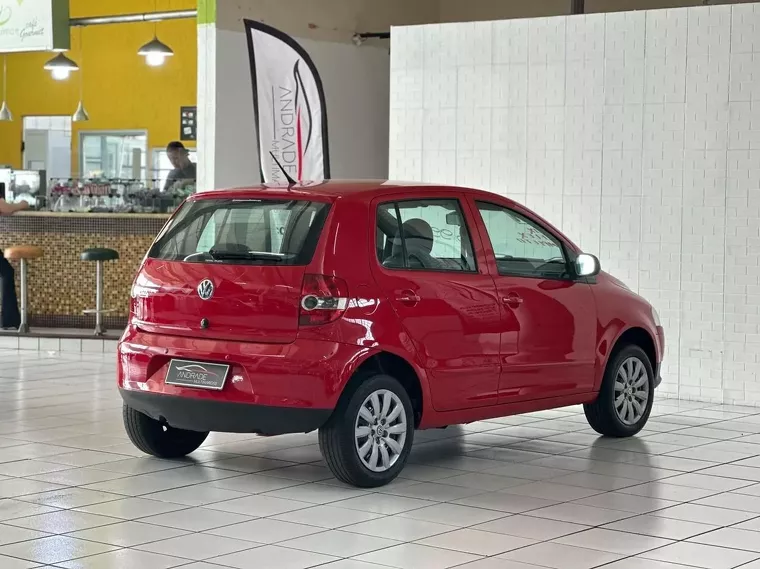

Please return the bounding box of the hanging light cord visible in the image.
[79,30,84,100]
[2,55,7,101]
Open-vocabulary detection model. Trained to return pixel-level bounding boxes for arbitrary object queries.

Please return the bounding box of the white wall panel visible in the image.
[390,3,760,405]
[492,19,530,65]
[731,3,760,54]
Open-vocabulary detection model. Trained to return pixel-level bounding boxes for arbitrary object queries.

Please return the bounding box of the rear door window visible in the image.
[149,198,329,265]
[376,199,476,272]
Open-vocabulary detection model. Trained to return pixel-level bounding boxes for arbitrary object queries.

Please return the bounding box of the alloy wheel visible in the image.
[614,356,650,426]
[354,389,408,472]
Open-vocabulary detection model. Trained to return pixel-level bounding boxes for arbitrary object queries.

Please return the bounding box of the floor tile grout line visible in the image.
[6,355,760,566]
[6,450,757,568]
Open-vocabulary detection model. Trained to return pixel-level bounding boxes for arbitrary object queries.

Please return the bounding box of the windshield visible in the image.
[149,198,330,265]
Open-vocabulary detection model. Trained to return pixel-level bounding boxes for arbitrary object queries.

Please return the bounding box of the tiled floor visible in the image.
[2,352,760,568]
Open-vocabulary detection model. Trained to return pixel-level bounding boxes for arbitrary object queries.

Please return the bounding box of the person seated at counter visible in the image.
[163,141,197,192]
[0,194,29,330]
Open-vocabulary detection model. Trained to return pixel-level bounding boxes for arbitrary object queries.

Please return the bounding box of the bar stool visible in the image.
[81,248,119,336]
[4,245,43,334]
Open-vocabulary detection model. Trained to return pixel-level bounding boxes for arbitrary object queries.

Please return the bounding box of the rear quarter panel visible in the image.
[296,196,434,406]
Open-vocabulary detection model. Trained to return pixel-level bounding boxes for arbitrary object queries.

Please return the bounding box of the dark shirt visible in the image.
[164,162,197,192]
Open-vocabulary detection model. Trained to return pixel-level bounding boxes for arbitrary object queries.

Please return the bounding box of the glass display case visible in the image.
[48,178,194,213]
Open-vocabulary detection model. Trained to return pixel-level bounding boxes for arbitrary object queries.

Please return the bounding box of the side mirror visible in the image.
[575,253,600,278]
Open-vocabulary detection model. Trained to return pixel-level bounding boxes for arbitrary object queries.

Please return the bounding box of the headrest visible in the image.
[392,218,434,256]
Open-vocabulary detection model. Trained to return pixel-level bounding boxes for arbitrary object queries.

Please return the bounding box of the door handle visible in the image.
[396,291,421,305]
[502,294,523,308]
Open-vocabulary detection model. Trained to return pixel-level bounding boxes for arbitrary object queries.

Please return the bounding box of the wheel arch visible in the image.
[585,326,657,438]
[594,322,659,391]
[338,350,426,428]
[610,327,657,374]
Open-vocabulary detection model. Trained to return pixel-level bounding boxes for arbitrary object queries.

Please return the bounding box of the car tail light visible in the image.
[299,274,349,326]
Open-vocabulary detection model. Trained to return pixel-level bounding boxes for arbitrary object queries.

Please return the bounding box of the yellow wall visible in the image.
[0,0,197,173]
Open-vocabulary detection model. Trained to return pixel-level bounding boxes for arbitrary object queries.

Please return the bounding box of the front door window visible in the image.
[475,201,568,280]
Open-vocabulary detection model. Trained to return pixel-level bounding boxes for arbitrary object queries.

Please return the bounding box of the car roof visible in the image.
[188,180,580,252]
[191,179,516,204]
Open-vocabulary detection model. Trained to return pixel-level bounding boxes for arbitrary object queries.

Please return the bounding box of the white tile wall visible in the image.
[390,3,760,406]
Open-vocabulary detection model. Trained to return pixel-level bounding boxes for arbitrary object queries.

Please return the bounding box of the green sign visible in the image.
[0,0,69,53]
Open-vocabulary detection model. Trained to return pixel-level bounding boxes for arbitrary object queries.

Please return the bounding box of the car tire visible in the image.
[319,373,415,488]
[123,404,209,458]
[584,345,655,438]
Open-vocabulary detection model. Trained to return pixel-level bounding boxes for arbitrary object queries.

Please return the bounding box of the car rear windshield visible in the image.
[148,198,330,265]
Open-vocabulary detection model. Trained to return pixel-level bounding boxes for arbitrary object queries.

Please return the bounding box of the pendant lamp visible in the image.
[139,1,174,67]
[138,36,174,67]
[72,29,89,122]
[72,101,89,123]
[0,55,12,122]
[43,52,79,81]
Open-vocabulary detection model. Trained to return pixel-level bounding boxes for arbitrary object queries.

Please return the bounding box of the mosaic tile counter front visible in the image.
[0,212,169,329]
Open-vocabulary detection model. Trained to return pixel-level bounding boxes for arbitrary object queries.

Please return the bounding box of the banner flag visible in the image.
[244,20,330,183]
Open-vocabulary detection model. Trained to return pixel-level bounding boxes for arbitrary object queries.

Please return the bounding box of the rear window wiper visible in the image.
[208,249,292,262]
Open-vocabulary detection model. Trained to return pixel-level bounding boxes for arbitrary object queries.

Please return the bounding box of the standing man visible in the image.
[0,191,29,330]
[163,141,197,192]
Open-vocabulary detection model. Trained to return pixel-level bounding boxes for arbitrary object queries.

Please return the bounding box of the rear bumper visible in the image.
[120,389,331,435]
[117,327,371,431]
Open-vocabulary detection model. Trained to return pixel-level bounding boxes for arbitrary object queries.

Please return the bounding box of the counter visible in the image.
[0,212,170,330]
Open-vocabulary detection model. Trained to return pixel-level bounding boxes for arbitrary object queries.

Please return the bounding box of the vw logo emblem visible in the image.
[197,279,214,301]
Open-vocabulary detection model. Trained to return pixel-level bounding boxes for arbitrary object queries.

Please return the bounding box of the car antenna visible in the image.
[269,152,297,186]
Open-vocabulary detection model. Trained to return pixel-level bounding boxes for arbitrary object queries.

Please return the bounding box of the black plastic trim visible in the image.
[120,389,332,435]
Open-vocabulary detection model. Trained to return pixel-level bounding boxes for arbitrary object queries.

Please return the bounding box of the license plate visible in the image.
[165,359,229,390]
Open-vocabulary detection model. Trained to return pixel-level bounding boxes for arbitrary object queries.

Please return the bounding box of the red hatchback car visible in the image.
[119,181,664,487]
